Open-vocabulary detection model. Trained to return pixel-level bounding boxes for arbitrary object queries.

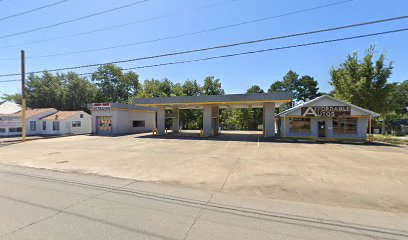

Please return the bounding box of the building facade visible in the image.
[278,95,380,140]
[0,108,91,137]
[40,111,91,135]
[88,103,156,135]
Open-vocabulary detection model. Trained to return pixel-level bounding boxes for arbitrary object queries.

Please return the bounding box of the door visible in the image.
[318,121,326,137]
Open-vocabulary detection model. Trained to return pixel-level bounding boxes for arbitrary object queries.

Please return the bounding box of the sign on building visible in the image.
[301,106,351,117]
[92,103,111,111]
[0,115,22,127]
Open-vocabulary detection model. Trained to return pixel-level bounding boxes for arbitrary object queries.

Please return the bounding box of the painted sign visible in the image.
[92,103,111,111]
[0,115,22,127]
[301,106,351,117]
[96,116,112,131]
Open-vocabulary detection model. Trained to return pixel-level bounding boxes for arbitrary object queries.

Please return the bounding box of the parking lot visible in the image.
[1,132,407,213]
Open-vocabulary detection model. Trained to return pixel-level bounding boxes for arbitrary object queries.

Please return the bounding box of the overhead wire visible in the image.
[0,0,150,39]
[0,0,353,49]
[0,15,405,61]
[0,28,406,81]
[0,0,68,22]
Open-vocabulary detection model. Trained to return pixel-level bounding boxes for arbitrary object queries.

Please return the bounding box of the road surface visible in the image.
[0,164,407,240]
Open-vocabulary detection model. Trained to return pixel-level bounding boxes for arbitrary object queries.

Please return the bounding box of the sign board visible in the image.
[301,106,351,117]
[96,116,112,131]
[0,115,22,127]
[92,103,111,111]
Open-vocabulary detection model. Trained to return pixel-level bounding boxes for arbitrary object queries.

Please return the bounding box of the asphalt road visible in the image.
[0,164,407,240]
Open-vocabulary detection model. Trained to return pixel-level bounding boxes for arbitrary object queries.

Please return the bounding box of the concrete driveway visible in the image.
[0,132,407,213]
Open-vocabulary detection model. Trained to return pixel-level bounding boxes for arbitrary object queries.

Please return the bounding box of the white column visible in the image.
[172,107,179,133]
[157,106,165,135]
[203,105,212,137]
[263,102,275,138]
[212,106,219,135]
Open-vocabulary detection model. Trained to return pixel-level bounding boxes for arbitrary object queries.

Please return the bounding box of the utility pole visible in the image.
[21,50,26,142]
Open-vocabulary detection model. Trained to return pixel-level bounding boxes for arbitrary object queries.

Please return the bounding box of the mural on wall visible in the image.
[97,116,112,131]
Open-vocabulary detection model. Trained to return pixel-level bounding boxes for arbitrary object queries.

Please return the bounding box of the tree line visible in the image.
[2,45,407,131]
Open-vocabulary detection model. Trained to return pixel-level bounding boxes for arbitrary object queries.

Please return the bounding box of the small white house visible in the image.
[40,111,91,135]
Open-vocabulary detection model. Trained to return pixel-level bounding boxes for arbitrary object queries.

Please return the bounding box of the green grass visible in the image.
[371,134,408,145]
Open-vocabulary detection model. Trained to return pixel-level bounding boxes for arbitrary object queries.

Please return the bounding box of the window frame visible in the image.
[53,121,60,131]
[288,117,311,134]
[30,121,36,131]
[333,117,357,135]
[132,120,145,128]
[72,121,81,127]
[42,121,47,131]
[0,128,6,133]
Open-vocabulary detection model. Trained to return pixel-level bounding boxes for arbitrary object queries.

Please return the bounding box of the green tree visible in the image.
[64,72,97,111]
[245,85,264,130]
[182,80,202,96]
[1,93,22,104]
[203,76,224,95]
[295,75,321,102]
[92,64,140,103]
[330,45,395,115]
[26,71,66,109]
[393,80,408,114]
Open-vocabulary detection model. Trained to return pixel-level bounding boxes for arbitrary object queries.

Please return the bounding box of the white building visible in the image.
[0,108,91,137]
[88,103,156,135]
[0,101,21,114]
[278,95,380,140]
[40,111,91,135]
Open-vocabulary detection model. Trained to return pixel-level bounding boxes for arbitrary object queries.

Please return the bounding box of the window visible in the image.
[43,121,46,130]
[72,121,81,127]
[0,128,6,133]
[30,121,36,131]
[289,118,311,133]
[333,118,357,134]
[133,120,145,127]
[9,127,22,132]
[53,121,60,131]
[80,114,83,118]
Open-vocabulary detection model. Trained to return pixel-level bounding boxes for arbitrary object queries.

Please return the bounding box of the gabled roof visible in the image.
[278,95,380,117]
[41,111,84,120]
[7,108,57,118]
[0,101,22,114]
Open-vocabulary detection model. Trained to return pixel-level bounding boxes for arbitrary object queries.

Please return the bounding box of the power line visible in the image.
[0,0,353,49]
[0,15,405,61]
[0,0,68,22]
[0,16,406,76]
[0,0,150,39]
[122,28,408,70]
[0,28,406,81]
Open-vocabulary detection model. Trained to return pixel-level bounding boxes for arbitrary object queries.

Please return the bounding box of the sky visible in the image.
[0,0,407,96]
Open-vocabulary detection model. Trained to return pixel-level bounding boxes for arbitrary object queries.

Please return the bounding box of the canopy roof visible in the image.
[133,92,293,109]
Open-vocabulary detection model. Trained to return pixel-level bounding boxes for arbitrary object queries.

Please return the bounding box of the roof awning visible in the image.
[133,92,293,109]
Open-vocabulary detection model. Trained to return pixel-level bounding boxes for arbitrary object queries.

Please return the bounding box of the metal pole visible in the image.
[21,50,26,142]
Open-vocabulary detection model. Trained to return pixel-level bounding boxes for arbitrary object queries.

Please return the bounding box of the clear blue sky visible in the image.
[0,0,407,96]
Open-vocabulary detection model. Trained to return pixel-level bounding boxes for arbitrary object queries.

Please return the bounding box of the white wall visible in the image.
[90,110,156,135]
[41,112,91,135]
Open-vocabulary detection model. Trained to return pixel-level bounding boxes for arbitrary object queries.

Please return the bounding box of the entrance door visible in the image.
[318,121,326,137]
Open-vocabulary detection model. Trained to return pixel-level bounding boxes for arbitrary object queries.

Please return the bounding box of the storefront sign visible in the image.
[301,106,351,117]
[0,115,22,127]
[92,103,111,111]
